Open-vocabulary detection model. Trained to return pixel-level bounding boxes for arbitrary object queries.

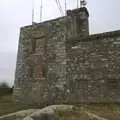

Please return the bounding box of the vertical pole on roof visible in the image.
[40,0,43,22]
[32,0,34,24]
[65,0,67,15]
[77,0,79,8]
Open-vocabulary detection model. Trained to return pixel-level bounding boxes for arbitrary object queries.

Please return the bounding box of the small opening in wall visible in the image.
[108,79,119,89]
[42,67,46,77]
[32,40,36,53]
[29,67,33,78]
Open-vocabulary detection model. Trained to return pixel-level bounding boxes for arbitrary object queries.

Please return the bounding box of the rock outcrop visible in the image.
[0,104,120,120]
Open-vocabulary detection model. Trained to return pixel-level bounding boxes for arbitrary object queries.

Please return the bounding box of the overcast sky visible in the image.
[0,0,120,86]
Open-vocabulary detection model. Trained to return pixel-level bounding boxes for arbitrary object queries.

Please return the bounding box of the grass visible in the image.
[56,108,90,120]
[55,104,120,120]
[0,92,30,116]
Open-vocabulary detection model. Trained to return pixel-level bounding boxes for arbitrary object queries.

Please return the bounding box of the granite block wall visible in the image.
[13,7,89,105]
[14,7,120,106]
[67,31,120,103]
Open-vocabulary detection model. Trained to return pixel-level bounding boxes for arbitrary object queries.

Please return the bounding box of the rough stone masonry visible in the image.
[13,7,120,106]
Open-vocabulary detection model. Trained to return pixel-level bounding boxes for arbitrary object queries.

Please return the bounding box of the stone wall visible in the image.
[67,30,120,103]
[13,7,89,106]
[14,7,120,106]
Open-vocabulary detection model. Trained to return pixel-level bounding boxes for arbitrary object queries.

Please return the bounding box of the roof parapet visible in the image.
[67,7,89,17]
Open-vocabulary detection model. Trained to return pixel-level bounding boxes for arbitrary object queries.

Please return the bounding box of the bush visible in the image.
[0,82,10,88]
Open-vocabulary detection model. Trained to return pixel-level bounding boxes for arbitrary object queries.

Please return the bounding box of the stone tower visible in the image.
[13,7,89,106]
[14,5,120,105]
[67,7,89,38]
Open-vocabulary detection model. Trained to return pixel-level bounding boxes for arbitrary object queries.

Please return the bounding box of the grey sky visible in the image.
[0,0,120,86]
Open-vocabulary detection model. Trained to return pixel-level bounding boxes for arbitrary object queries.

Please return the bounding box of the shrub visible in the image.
[0,82,10,88]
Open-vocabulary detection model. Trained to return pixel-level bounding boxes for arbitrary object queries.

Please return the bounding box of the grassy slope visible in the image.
[0,93,29,116]
[57,104,120,120]
[0,94,17,115]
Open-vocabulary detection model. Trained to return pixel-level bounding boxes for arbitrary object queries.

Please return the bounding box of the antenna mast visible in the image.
[54,0,64,16]
[77,0,79,8]
[32,0,34,24]
[40,0,43,22]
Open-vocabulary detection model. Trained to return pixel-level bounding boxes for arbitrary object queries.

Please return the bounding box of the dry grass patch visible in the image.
[55,106,90,120]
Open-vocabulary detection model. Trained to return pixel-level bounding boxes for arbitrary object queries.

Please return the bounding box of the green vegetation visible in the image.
[56,104,120,120]
[0,93,29,116]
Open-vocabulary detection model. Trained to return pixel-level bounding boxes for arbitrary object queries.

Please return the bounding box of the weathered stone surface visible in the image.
[0,105,73,120]
[86,111,109,120]
[0,109,36,120]
[13,7,89,106]
[0,104,120,120]
[13,6,120,106]
[67,35,120,103]
[23,105,73,120]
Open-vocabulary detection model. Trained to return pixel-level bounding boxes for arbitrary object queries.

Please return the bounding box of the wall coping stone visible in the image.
[68,30,120,46]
